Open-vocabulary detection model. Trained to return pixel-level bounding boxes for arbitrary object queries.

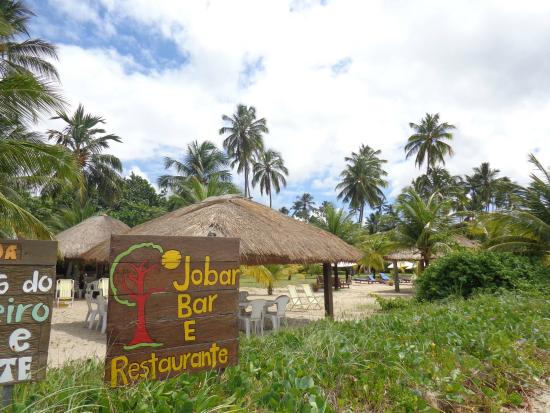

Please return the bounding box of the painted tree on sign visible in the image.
[110,243,164,350]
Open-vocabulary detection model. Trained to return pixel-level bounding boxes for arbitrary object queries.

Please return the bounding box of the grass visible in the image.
[10,292,550,412]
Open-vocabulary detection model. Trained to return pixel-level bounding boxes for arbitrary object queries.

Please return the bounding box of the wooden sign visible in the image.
[105,235,240,387]
[0,240,57,385]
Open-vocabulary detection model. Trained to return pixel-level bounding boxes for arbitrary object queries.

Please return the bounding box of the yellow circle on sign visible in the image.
[161,249,182,270]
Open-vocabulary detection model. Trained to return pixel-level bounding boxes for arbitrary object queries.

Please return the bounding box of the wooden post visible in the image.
[322,263,333,318]
[2,385,13,409]
[333,263,339,290]
[392,259,400,293]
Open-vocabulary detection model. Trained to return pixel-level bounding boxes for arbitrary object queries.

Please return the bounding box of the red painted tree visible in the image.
[115,260,162,347]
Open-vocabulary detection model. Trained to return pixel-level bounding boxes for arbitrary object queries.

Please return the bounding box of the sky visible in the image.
[28,0,550,211]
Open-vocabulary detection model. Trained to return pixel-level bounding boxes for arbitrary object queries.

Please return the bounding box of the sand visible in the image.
[47,282,411,367]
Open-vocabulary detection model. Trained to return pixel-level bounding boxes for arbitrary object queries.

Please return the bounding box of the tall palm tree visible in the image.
[0,122,81,238]
[465,162,517,212]
[219,104,268,198]
[405,113,456,175]
[252,148,288,208]
[336,145,387,223]
[0,1,64,122]
[47,104,122,202]
[159,140,231,192]
[291,193,315,221]
[315,204,358,245]
[394,188,453,271]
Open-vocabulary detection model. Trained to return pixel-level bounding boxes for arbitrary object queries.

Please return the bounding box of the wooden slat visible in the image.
[107,314,238,353]
[109,290,238,324]
[105,339,238,387]
[0,240,57,266]
[109,235,240,263]
[0,295,53,325]
[0,265,56,296]
[0,324,51,354]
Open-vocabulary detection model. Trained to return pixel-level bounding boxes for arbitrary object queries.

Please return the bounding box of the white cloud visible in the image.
[40,0,550,209]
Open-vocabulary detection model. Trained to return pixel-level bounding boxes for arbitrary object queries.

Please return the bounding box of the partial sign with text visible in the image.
[0,240,57,385]
[105,235,240,387]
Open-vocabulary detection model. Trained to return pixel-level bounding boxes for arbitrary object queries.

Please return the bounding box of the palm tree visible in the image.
[291,193,315,221]
[168,176,240,207]
[393,188,453,271]
[219,104,268,198]
[0,1,64,122]
[359,235,395,275]
[47,104,122,202]
[336,145,387,224]
[465,162,518,212]
[50,198,97,231]
[159,140,231,192]
[405,113,456,175]
[0,122,81,238]
[240,264,301,295]
[486,154,550,263]
[252,149,288,207]
[315,204,357,244]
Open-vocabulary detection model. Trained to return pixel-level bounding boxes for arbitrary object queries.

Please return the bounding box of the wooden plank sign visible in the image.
[0,240,57,385]
[105,235,240,387]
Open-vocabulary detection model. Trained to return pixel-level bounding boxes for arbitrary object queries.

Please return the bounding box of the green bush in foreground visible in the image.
[416,250,550,301]
[12,292,550,412]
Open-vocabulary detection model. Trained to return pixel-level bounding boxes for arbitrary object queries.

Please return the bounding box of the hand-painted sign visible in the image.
[105,235,240,387]
[0,240,57,385]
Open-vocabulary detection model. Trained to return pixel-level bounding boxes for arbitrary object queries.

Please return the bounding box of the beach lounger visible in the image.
[287,285,307,310]
[380,273,391,283]
[302,284,322,310]
[354,277,369,284]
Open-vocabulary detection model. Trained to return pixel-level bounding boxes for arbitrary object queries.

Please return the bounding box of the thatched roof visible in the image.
[82,195,362,265]
[56,215,130,260]
[383,235,480,261]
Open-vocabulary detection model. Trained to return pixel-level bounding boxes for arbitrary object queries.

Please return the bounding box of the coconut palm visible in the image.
[168,176,240,207]
[159,140,231,193]
[240,264,301,295]
[252,148,288,208]
[486,154,550,263]
[0,1,64,122]
[219,104,268,198]
[291,193,315,221]
[315,204,357,244]
[405,113,456,175]
[0,122,82,238]
[336,145,387,224]
[47,104,122,202]
[359,235,395,274]
[393,188,453,271]
[49,198,97,232]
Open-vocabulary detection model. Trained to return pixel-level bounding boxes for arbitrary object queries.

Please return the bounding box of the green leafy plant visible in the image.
[416,250,550,301]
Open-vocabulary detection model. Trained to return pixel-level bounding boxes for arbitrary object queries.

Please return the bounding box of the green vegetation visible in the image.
[13,292,550,412]
[416,250,550,301]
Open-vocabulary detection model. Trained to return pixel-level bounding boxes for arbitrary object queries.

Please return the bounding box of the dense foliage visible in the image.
[416,250,550,301]
[13,293,550,412]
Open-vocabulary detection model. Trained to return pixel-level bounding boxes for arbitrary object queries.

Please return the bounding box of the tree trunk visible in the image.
[322,263,333,318]
[392,259,400,293]
[244,167,249,198]
[358,203,364,224]
[333,264,339,290]
[267,282,273,296]
[269,191,272,208]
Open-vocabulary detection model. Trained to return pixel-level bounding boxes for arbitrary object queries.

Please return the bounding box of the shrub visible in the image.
[416,250,550,301]
[373,295,412,311]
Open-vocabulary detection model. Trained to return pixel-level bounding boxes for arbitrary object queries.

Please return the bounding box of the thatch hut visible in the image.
[56,214,130,276]
[82,195,362,316]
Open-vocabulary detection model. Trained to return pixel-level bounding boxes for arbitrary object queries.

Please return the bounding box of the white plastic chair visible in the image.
[56,279,74,307]
[97,277,109,297]
[302,284,322,310]
[90,295,108,334]
[238,299,266,337]
[287,285,306,310]
[265,295,290,331]
[84,293,98,328]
